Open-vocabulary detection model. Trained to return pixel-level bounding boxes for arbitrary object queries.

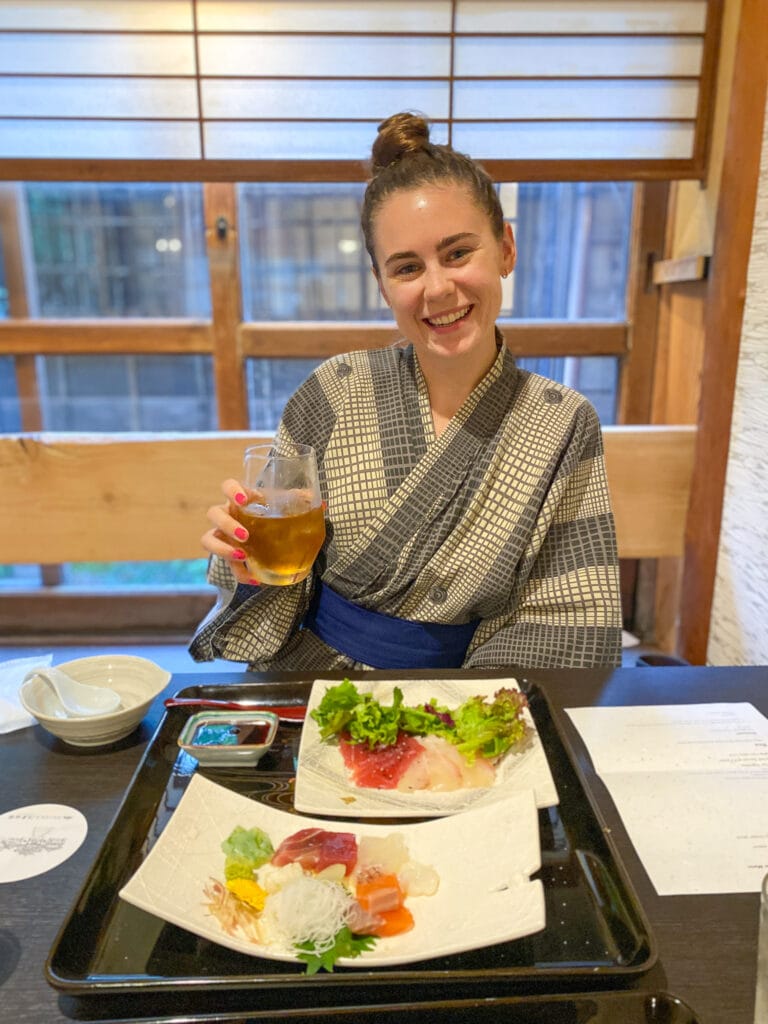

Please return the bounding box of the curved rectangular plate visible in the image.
[119,773,544,968]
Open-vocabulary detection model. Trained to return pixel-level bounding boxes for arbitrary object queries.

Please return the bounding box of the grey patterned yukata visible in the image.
[190,343,622,670]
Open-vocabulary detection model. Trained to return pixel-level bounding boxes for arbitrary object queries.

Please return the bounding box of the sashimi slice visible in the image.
[396,735,496,793]
[271,827,358,874]
[339,731,424,789]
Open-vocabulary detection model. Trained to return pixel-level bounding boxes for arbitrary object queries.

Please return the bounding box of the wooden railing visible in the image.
[0,427,695,565]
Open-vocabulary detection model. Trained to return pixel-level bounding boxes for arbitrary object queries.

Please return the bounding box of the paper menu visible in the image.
[565,703,768,896]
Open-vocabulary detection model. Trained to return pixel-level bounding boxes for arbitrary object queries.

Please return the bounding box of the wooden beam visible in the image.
[618,181,669,424]
[679,0,768,664]
[0,320,213,354]
[203,184,248,429]
[238,321,629,359]
[0,157,708,185]
[603,426,696,559]
[0,427,695,565]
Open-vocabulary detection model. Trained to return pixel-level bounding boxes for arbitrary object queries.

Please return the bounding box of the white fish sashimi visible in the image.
[396,735,496,793]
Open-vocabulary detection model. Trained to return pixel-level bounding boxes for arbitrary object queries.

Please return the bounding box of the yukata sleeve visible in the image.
[466,402,623,670]
[188,362,339,665]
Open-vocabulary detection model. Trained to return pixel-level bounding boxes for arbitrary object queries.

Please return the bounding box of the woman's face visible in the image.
[372,183,516,370]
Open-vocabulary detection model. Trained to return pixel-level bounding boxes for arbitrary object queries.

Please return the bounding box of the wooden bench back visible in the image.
[0,426,695,565]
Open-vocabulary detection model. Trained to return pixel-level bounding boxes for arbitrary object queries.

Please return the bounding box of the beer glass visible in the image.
[230,443,325,586]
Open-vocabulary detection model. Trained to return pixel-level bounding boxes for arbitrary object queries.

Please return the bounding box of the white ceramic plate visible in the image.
[119,774,545,968]
[294,678,559,818]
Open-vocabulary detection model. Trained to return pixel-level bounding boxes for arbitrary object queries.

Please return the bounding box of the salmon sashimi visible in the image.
[271,827,358,874]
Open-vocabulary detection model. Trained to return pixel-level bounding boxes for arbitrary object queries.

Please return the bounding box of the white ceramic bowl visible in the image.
[20,655,171,747]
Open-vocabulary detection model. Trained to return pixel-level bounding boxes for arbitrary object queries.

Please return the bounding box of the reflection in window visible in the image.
[239,183,385,322]
[245,357,322,432]
[512,182,632,319]
[24,182,210,317]
[36,354,216,431]
[60,560,208,587]
[0,234,8,317]
[518,355,619,426]
[0,355,21,431]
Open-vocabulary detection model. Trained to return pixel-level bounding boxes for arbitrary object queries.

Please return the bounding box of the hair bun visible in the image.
[370,112,431,175]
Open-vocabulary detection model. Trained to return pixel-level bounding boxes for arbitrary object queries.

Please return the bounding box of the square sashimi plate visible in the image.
[294,677,558,818]
[119,773,545,968]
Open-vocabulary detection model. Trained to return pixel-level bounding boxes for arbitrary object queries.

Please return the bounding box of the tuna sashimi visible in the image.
[271,827,358,874]
[339,731,496,792]
[339,731,424,789]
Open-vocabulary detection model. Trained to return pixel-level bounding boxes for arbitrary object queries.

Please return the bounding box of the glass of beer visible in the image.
[230,443,325,586]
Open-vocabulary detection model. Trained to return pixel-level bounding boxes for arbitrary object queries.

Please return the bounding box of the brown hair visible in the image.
[360,112,505,270]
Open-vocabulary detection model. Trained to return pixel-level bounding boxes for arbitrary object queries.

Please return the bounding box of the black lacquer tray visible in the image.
[47,677,658,1018]
[77,991,701,1024]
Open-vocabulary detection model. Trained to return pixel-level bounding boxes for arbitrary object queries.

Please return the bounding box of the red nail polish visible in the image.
[234,527,248,541]
[235,492,247,505]
[248,578,260,586]
[232,549,246,560]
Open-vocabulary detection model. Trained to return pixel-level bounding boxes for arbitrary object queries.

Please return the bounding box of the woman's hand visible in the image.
[201,478,260,585]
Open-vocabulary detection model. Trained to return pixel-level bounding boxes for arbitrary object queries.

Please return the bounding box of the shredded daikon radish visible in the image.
[263,875,355,953]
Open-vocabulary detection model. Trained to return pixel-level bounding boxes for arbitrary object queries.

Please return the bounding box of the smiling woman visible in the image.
[191,113,623,673]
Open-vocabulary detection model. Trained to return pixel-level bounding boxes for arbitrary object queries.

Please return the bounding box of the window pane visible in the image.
[61,560,208,587]
[246,357,322,431]
[0,563,41,588]
[25,182,210,317]
[510,182,633,319]
[518,355,619,425]
[239,181,632,322]
[36,354,216,431]
[239,183,388,321]
[0,235,8,316]
[0,356,21,430]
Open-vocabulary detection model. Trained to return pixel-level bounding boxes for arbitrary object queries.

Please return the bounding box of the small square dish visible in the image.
[177,711,278,766]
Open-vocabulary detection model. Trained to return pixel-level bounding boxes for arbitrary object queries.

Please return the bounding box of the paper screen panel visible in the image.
[202,79,450,121]
[454,80,700,120]
[454,36,704,78]
[197,0,453,32]
[198,34,450,78]
[0,120,201,160]
[0,77,198,119]
[0,32,195,75]
[0,0,192,30]
[455,0,707,33]
[205,120,449,160]
[455,121,696,160]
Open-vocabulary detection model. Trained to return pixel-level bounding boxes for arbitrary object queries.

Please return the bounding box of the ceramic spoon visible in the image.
[30,666,122,717]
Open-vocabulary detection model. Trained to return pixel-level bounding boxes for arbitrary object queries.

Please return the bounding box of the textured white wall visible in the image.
[707,96,768,665]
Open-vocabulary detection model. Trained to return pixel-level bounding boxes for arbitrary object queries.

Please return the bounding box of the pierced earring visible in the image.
[501,272,508,279]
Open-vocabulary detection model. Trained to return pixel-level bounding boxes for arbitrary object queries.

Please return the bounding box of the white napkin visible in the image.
[0,654,53,734]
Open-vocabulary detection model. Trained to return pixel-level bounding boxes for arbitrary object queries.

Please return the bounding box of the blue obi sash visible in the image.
[303,581,479,670]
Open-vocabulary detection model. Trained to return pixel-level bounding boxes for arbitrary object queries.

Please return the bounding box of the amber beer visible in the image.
[231,497,325,586]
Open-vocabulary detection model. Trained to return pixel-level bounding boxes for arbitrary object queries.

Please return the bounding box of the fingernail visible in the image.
[248,578,260,586]
[235,492,247,505]
[234,527,248,541]
[232,549,246,560]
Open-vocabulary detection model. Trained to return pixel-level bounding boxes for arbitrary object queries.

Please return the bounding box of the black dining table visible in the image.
[0,663,764,1024]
